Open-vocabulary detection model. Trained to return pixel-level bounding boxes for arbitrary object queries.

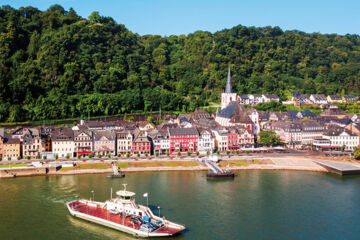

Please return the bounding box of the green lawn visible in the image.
[0,164,27,168]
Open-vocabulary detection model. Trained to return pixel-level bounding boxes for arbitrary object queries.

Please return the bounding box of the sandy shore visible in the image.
[3,155,353,178]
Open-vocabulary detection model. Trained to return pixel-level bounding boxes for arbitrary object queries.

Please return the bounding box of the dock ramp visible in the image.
[314,160,360,175]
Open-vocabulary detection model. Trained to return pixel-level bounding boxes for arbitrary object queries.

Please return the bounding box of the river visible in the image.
[1,170,360,240]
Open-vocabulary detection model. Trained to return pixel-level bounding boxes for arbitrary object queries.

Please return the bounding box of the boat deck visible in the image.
[69,201,181,235]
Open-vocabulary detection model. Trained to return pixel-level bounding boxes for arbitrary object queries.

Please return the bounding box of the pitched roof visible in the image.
[93,130,115,141]
[168,128,198,136]
[192,109,211,119]
[328,95,342,100]
[311,94,327,100]
[51,128,74,141]
[133,131,150,143]
[217,101,246,119]
[320,108,346,116]
[263,94,279,99]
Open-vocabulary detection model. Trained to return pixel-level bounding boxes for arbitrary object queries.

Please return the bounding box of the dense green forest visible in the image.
[1,5,360,122]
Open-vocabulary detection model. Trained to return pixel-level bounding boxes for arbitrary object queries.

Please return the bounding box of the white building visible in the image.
[51,128,75,158]
[198,129,215,154]
[116,131,133,155]
[212,129,228,152]
[310,94,327,105]
[323,127,359,151]
[248,94,263,105]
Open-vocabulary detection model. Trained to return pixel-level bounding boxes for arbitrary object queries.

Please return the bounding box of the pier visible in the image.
[313,160,360,175]
[204,160,234,178]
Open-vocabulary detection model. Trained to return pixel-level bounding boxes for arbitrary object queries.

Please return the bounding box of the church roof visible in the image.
[217,101,245,119]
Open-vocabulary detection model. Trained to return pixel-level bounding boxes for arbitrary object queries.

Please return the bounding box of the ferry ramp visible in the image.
[313,160,360,175]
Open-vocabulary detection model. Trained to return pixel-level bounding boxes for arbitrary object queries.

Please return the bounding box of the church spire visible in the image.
[225,65,232,93]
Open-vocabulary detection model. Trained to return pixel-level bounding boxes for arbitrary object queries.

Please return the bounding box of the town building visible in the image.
[22,129,47,158]
[51,128,75,158]
[314,126,359,151]
[327,95,342,103]
[93,130,116,156]
[168,128,199,155]
[132,131,151,156]
[116,131,133,156]
[301,121,326,146]
[151,129,170,155]
[3,137,21,160]
[0,128,4,159]
[310,94,327,105]
[248,94,263,105]
[216,101,254,131]
[343,95,357,102]
[262,94,280,103]
[74,127,93,156]
[198,128,215,154]
[212,129,228,152]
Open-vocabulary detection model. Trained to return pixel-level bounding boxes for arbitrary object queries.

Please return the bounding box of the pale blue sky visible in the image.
[7,0,360,36]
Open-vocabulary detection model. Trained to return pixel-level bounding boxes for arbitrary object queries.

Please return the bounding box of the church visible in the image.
[215,66,260,134]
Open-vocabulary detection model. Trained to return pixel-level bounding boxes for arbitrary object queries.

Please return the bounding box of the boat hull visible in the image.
[206,172,235,178]
[107,173,125,178]
[67,201,184,238]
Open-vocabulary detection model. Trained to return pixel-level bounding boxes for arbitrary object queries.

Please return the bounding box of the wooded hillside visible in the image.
[1,5,360,122]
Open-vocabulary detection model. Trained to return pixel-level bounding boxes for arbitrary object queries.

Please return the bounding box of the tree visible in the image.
[137,153,140,157]
[107,154,111,158]
[206,150,210,156]
[88,11,102,23]
[177,152,181,157]
[145,153,148,157]
[97,154,102,158]
[55,154,58,160]
[126,153,130,158]
[43,156,47,160]
[353,146,360,160]
[8,157,11,161]
[77,155,81,159]
[66,154,70,159]
[166,151,170,157]
[17,156,21,160]
[26,156,30,160]
[187,152,191,156]
[258,130,281,146]
[155,152,159,157]
[196,151,200,156]
[36,155,40,159]
[88,154,93,158]
[117,154,121,157]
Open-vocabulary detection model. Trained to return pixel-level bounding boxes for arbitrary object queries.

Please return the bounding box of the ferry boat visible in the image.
[66,185,185,237]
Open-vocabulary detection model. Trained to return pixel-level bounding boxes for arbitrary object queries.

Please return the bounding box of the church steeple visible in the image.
[225,65,232,93]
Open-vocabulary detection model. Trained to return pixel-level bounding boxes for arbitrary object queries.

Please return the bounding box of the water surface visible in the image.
[1,171,360,240]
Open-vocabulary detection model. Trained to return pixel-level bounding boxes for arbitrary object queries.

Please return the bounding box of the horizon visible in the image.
[7,0,360,36]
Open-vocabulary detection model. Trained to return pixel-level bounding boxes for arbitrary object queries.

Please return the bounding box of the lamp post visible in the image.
[157,206,161,217]
[91,190,94,201]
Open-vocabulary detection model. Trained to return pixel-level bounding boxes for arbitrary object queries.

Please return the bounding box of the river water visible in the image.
[1,170,360,240]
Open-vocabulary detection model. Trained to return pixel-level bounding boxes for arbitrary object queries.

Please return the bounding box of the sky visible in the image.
[7,0,360,36]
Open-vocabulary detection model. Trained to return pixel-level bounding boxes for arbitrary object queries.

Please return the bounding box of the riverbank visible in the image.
[0,156,335,178]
